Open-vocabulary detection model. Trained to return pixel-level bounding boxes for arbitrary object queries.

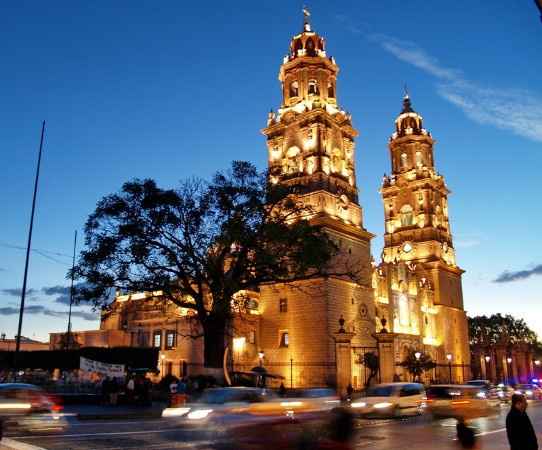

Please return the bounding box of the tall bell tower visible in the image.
[379,93,470,380]
[258,12,375,389]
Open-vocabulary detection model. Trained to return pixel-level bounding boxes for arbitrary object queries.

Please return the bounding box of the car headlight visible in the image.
[187,409,213,420]
[162,407,191,417]
[476,392,486,399]
[526,390,533,396]
[373,402,393,409]
[351,401,367,408]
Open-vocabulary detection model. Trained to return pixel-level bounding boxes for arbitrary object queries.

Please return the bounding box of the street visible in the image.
[3,402,542,450]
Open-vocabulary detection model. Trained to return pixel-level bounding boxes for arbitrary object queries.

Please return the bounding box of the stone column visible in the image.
[375,331,396,383]
[334,330,355,398]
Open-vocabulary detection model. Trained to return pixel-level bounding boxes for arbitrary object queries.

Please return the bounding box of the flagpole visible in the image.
[13,121,46,374]
[67,230,77,350]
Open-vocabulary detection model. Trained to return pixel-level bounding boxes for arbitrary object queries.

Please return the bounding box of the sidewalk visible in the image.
[63,402,167,420]
[0,438,45,450]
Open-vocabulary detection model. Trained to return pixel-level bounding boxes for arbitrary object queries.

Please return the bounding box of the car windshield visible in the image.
[365,386,394,397]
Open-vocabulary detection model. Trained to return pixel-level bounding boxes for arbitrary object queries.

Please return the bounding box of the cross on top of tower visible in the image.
[302,6,311,32]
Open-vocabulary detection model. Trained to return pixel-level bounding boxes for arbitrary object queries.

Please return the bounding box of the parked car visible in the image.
[426,384,500,419]
[349,383,426,418]
[514,384,542,400]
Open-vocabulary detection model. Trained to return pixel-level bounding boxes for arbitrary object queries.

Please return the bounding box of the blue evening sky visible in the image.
[1,1,541,342]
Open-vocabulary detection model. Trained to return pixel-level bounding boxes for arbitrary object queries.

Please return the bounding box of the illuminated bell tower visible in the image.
[263,16,365,232]
[259,13,375,389]
[379,93,470,380]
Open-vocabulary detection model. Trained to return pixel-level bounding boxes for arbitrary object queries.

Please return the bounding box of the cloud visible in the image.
[1,288,38,297]
[494,264,542,283]
[41,285,71,305]
[0,305,98,321]
[368,33,542,143]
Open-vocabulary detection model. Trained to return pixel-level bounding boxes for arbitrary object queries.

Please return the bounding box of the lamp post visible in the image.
[446,353,453,384]
[506,357,512,385]
[485,355,491,381]
[258,350,265,368]
[160,354,165,378]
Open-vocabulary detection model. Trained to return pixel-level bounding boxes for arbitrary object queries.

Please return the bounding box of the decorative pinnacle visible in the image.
[402,85,414,113]
[302,5,311,32]
[403,83,409,99]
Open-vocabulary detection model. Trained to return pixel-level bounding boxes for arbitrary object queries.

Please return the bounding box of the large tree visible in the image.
[468,314,539,347]
[73,161,358,368]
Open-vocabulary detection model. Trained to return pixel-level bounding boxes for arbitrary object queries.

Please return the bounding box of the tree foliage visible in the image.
[362,351,379,387]
[399,350,436,381]
[72,161,361,367]
[468,314,539,347]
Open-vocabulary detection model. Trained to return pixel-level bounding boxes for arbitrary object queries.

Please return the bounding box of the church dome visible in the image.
[286,9,327,61]
[391,94,431,141]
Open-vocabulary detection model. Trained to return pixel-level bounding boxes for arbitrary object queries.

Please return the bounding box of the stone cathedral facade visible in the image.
[52,18,470,388]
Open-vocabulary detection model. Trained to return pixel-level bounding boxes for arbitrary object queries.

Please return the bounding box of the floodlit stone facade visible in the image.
[51,15,470,387]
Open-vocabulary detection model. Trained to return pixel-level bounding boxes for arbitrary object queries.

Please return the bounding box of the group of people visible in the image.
[101,374,152,406]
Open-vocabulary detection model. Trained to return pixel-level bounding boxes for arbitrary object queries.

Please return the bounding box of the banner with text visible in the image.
[79,356,125,378]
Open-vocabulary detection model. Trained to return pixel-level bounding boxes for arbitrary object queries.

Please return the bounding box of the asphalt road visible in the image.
[4,402,542,450]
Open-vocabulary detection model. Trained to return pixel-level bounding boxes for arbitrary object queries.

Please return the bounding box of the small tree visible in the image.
[362,352,379,387]
[399,350,436,382]
[72,161,361,368]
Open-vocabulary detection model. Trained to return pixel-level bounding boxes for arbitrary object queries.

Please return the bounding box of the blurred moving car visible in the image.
[426,384,500,419]
[495,383,515,403]
[349,383,426,418]
[514,384,542,400]
[0,383,66,434]
[466,379,499,401]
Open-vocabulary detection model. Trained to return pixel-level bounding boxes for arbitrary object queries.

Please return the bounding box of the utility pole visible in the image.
[66,230,77,350]
[14,121,46,374]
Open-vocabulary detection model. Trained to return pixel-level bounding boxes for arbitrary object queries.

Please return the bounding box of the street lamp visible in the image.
[485,355,490,363]
[535,360,541,367]
[506,357,512,385]
[414,351,421,360]
[414,352,421,382]
[446,353,453,384]
[258,350,265,367]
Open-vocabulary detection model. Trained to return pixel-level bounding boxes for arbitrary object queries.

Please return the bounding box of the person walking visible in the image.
[506,393,538,450]
[109,377,119,406]
[126,376,135,404]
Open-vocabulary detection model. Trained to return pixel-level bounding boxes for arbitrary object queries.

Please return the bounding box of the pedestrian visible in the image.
[101,376,111,405]
[506,393,538,450]
[278,382,286,397]
[109,377,119,406]
[169,377,178,407]
[346,383,353,401]
[126,376,135,404]
[456,417,476,448]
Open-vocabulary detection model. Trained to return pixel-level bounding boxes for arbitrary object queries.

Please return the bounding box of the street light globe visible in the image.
[507,357,512,364]
[160,354,165,360]
[414,351,421,360]
[446,353,453,361]
[258,350,265,360]
[535,360,541,366]
[485,356,490,363]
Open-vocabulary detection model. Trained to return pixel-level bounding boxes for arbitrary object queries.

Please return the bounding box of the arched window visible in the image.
[305,38,315,56]
[289,81,299,98]
[398,294,409,327]
[308,79,319,96]
[283,146,301,174]
[400,204,414,227]
[327,82,335,98]
[415,151,423,167]
[400,153,408,170]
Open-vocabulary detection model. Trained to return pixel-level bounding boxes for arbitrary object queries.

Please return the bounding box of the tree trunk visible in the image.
[202,316,228,369]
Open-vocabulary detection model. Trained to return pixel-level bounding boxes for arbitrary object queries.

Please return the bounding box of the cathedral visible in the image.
[51,15,470,389]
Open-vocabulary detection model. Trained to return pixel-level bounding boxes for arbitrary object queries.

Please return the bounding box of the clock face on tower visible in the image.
[402,242,413,253]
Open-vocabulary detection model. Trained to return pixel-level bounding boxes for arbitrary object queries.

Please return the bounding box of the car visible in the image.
[162,386,277,420]
[0,383,66,434]
[514,384,542,400]
[349,382,426,418]
[495,383,515,402]
[426,384,500,419]
[466,380,500,403]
